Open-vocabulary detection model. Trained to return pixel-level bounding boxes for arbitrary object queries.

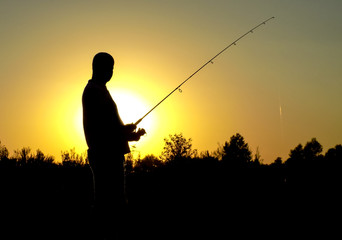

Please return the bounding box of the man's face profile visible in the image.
[92,52,115,83]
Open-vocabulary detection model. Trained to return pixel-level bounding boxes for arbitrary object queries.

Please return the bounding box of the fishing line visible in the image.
[135,17,275,125]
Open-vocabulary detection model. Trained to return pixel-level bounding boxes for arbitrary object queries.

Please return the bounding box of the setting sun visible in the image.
[109,88,154,131]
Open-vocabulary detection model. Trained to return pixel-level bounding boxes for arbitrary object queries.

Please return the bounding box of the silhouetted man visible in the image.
[82,52,145,239]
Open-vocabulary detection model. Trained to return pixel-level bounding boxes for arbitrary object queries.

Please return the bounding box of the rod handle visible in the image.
[134,118,143,126]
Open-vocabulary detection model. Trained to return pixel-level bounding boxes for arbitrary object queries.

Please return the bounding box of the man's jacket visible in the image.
[82,80,130,155]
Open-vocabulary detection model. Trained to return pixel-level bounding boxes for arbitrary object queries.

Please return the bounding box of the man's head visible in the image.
[92,52,114,84]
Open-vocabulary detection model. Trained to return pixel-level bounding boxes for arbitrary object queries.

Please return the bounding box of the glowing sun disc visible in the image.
[109,89,154,131]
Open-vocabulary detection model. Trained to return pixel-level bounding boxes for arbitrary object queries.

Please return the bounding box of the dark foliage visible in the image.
[0,134,341,239]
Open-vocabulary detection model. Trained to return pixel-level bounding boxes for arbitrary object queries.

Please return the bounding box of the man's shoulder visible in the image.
[84,79,97,90]
[82,80,113,105]
[83,80,99,102]
[84,80,104,95]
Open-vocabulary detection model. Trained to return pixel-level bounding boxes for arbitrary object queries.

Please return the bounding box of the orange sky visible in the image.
[1,1,342,163]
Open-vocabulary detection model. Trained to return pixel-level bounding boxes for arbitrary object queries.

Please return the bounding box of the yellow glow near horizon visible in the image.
[54,87,88,158]
[74,106,84,145]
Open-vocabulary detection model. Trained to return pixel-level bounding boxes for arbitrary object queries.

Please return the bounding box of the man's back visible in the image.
[82,79,129,154]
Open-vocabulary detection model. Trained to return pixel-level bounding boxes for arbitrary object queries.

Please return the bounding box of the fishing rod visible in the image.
[135,17,275,126]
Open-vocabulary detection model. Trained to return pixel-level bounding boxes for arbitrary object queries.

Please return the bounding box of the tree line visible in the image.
[0,143,87,168]
[1,133,341,170]
[127,133,342,174]
[0,134,341,239]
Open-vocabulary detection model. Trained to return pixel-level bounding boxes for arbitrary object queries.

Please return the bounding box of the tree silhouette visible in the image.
[270,157,283,167]
[27,149,55,166]
[61,148,86,167]
[134,154,163,173]
[222,133,252,167]
[286,138,323,168]
[160,133,197,162]
[303,138,323,161]
[286,144,304,167]
[325,144,342,164]
[14,147,32,166]
[0,141,13,167]
[0,140,9,161]
[252,146,263,166]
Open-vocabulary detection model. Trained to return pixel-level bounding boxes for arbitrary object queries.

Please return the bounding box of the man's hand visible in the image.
[136,128,146,136]
[130,128,146,141]
[124,123,137,133]
[124,124,146,141]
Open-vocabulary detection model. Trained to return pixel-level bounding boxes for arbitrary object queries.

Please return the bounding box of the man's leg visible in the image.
[89,152,126,239]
